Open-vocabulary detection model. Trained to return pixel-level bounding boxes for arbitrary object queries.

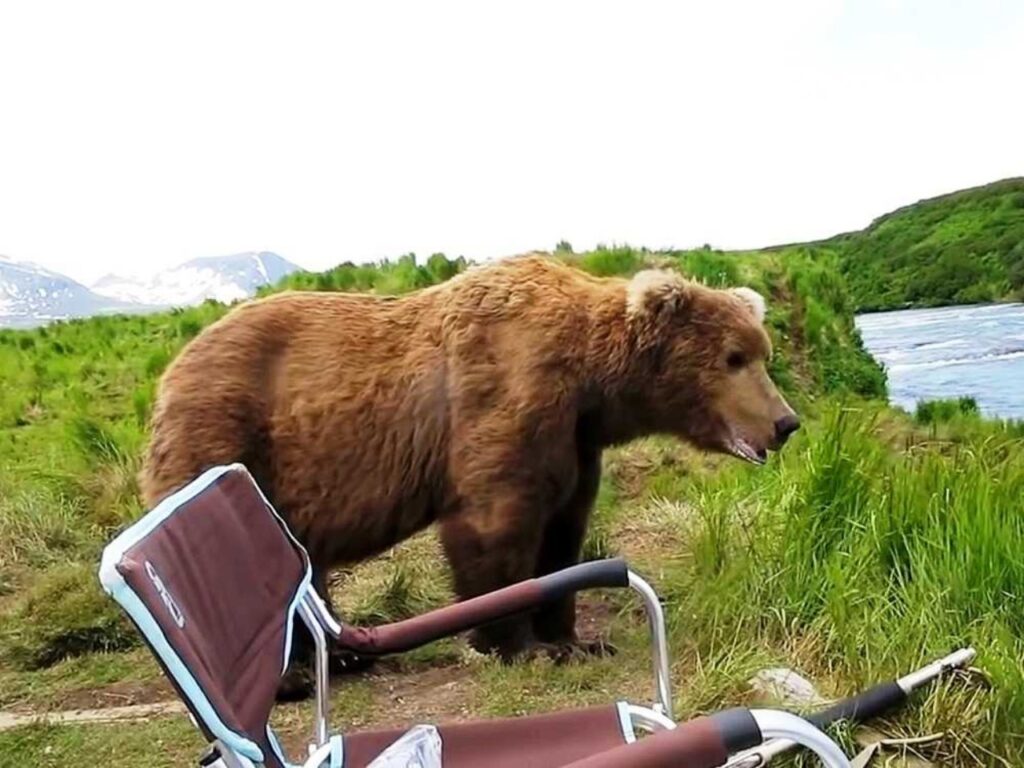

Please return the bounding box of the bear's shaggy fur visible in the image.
[140,253,797,673]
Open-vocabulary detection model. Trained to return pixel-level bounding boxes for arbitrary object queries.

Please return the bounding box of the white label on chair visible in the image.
[145,560,186,628]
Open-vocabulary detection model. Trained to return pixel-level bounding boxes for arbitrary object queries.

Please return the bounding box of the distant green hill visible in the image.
[815,178,1024,312]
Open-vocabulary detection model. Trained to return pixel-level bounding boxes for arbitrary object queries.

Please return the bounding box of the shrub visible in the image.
[831,179,1024,310]
[577,245,647,276]
[915,397,980,425]
[144,348,172,377]
[677,249,740,286]
[177,317,202,339]
[67,415,128,467]
[132,383,155,427]
[0,563,138,669]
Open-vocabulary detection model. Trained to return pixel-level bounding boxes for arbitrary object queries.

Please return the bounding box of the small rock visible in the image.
[747,667,828,708]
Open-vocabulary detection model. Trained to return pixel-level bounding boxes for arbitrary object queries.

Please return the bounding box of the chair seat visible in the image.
[342,703,636,768]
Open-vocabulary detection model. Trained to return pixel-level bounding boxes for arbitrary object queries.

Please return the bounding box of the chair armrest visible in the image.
[558,708,852,768]
[331,558,630,656]
[558,709,761,768]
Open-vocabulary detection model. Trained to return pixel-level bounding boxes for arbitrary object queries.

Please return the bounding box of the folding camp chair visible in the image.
[98,463,851,768]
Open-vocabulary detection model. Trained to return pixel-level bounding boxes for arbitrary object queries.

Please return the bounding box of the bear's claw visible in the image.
[509,638,618,665]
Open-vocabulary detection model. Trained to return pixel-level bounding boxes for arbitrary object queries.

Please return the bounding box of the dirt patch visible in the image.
[358,664,480,727]
[574,595,619,640]
[43,677,177,713]
[0,568,627,761]
[271,661,481,757]
[0,701,188,733]
[0,675,179,715]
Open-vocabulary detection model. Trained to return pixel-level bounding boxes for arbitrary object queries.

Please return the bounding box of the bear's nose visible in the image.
[774,414,801,446]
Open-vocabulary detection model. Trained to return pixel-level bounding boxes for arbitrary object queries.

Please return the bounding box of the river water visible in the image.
[854,303,1024,420]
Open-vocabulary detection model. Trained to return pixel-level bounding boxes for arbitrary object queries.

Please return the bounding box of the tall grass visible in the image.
[663,403,1024,761]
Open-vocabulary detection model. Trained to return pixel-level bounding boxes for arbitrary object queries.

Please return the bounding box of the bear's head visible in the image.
[624,268,799,464]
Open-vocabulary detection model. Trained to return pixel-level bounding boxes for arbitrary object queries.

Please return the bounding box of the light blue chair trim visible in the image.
[98,463,315,764]
[266,726,293,767]
[267,727,343,768]
[615,701,637,744]
[236,463,316,672]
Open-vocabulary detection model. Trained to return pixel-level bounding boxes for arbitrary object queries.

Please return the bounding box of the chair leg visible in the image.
[299,598,332,751]
[199,742,257,768]
[300,735,343,768]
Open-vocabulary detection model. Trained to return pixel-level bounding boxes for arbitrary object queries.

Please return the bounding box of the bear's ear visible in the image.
[729,286,767,323]
[626,269,692,321]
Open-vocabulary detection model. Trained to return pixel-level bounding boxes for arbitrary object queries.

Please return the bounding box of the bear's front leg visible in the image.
[531,445,614,659]
[438,488,550,661]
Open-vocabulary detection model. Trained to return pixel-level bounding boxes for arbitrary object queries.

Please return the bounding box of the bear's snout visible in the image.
[773,413,801,447]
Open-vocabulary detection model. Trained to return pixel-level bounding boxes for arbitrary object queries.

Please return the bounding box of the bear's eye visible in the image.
[726,351,747,370]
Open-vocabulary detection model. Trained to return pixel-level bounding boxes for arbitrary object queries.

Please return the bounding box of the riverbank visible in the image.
[854,297,1024,317]
[1,249,1022,766]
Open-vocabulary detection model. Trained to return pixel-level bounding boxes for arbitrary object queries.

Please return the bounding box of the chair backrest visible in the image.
[99,463,312,767]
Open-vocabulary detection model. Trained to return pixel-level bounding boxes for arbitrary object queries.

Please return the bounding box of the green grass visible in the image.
[0,562,139,670]
[1,246,1021,765]
[1,406,1022,764]
[662,404,1024,754]
[0,719,204,768]
[0,649,162,710]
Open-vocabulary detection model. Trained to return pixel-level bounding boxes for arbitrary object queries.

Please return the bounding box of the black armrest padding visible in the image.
[709,707,763,753]
[536,558,631,602]
[807,681,907,729]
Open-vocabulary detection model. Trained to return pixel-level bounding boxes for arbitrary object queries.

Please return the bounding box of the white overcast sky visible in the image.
[1,0,1023,285]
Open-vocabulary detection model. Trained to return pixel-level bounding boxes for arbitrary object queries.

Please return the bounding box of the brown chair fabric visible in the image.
[337,580,543,655]
[558,715,729,768]
[109,465,308,767]
[342,705,633,768]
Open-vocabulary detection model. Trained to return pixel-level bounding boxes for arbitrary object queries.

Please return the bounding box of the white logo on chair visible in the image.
[145,560,185,628]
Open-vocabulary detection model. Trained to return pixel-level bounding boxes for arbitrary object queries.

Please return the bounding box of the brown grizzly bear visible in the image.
[139,253,799,692]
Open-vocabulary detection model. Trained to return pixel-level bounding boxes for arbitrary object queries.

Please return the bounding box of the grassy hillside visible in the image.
[818,178,1024,311]
[0,247,880,665]
[2,247,1022,765]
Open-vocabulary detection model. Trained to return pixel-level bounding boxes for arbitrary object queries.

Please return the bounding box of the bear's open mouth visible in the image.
[726,436,768,465]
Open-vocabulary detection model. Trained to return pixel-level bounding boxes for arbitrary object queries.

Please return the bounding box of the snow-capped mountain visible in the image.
[1,251,303,329]
[0,255,142,329]
[91,251,301,308]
